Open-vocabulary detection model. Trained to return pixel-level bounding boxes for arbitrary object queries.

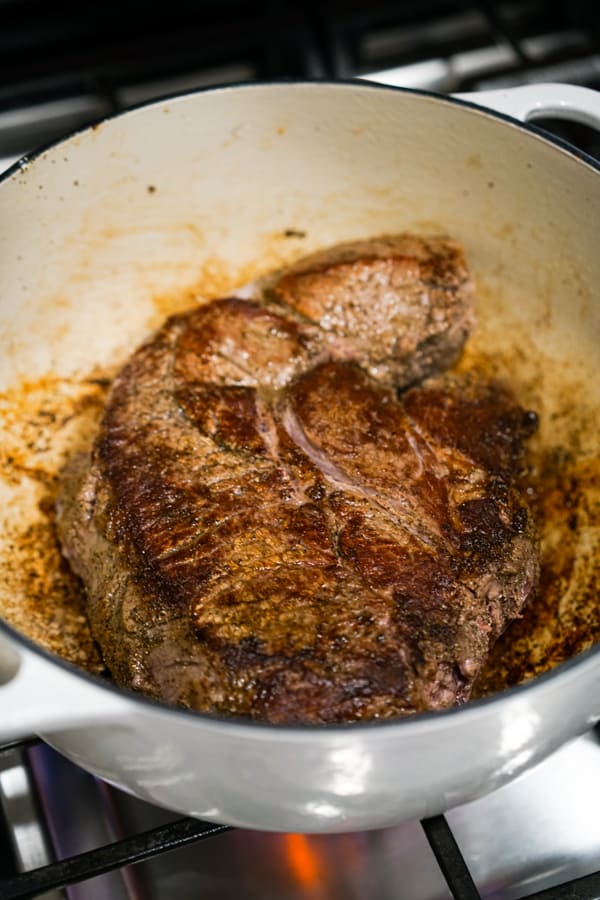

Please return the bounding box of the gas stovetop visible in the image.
[2,731,600,899]
[1,2,599,898]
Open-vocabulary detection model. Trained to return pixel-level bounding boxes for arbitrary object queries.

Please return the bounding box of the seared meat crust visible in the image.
[272,234,475,387]
[56,235,539,723]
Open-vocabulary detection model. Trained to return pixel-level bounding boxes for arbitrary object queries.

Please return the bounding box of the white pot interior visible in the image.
[0,81,598,690]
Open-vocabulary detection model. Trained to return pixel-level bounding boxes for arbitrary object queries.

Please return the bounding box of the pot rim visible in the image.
[1,78,598,736]
[2,79,600,186]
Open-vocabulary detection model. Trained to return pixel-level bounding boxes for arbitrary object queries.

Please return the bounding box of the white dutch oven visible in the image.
[0,81,599,833]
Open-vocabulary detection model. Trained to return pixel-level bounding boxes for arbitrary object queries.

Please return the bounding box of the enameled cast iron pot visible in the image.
[0,81,599,832]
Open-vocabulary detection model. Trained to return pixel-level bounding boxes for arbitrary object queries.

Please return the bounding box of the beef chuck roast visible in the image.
[56,234,539,723]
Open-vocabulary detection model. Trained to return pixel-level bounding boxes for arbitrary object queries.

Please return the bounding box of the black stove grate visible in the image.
[2,736,600,900]
[0,813,230,900]
[421,815,481,900]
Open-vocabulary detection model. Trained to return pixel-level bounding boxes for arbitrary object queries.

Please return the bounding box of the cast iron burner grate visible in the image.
[2,736,600,900]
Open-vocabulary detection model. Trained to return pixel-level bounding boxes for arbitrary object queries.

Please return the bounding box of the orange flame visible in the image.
[284,833,322,889]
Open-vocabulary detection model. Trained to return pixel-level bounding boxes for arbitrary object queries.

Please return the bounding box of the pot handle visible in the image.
[453,82,600,131]
[0,627,131,742]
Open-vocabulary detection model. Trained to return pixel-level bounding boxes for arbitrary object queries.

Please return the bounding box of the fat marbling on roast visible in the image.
[56,234,540,723]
